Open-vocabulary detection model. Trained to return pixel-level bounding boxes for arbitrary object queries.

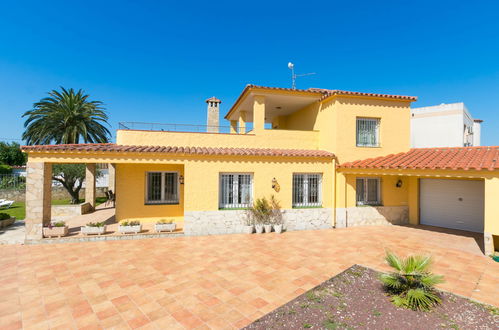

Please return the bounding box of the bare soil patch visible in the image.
[244,265,498,329]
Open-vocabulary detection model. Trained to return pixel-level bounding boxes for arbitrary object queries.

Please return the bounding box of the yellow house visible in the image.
[21,85,499,254]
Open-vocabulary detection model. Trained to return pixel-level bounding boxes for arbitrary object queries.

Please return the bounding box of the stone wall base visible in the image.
[52,202,93,218]
[335,206,409,228]
[184,208,333,236]
[0,187,108,202]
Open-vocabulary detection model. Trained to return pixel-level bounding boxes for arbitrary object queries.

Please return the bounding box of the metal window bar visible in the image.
[163,173,178,203]
[293,174,322,207]
[220,174,252,208]
[146,172,179,204]
[356,177,381,205]
[356,118,379,147]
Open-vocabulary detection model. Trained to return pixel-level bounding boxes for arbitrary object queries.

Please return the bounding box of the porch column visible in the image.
[238,111,247,134]
[253,95,265,134]
[108,163,116,193]
[408,177,419,225]
[25,162,52,240]
[230,120,238,134]
[85,163,96,211]
[484,177,499,255]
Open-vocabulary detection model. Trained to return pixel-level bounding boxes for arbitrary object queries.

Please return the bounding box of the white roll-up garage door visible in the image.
[420,179,484,233]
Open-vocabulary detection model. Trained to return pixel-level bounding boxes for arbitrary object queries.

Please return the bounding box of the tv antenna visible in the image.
[288,62,316,89]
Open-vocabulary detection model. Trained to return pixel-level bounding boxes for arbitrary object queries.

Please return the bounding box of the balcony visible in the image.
[118,122,248,134]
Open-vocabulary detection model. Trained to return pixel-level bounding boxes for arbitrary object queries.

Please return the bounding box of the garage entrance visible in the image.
[420,179,484,233]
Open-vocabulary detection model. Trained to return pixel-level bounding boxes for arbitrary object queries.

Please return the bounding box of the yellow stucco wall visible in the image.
[115,163,185,222]
[484,177,499,235]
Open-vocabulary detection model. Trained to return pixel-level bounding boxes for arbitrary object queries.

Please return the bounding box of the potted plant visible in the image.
[43,221,68,238]
[247,197,272,234]
[81,221,106,235]
[0,213,15,228]
[118,220,141,234]
[270,195,283,234]
[242,213,254,234]
[263,219,272,233]
[155,219,176,232]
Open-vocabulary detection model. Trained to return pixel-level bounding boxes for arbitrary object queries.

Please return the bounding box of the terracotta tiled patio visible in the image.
[1,226,497,329]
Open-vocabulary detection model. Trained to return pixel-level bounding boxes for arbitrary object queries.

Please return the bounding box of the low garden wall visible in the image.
[335,206,409,228]
[184,208,333,236]
[52,202,93,217]
[0,187,107,202]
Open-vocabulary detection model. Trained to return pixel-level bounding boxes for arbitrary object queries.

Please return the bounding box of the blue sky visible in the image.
[1,0,498,144]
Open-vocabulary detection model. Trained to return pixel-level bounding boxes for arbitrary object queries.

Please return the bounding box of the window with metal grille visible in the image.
[146,172,179,204]
[356,177,381,205]
[292,173,322,207]
[356,118,380,147]
[219,173,252,209]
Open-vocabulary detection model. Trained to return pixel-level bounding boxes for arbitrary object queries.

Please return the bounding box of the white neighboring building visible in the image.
[411,102,482,148]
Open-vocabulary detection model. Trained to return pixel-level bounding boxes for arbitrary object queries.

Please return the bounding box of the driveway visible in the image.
[0,226,497,329]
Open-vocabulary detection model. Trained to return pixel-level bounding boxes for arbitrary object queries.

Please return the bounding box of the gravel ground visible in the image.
[244,265,498,330]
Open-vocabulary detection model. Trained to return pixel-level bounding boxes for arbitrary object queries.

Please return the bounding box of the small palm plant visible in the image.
[379,252,444,311]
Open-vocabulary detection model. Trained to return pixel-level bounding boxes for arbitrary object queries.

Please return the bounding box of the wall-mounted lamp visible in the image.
[272,177,280,192]
[179,175,184,185]
[395,179,403,188]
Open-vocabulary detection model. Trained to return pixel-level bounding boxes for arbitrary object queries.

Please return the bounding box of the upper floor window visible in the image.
[357,118,380,147]
[293,173,322,207]
[146,172,179,204]
[356,177,381,205]
[219,173,252,209]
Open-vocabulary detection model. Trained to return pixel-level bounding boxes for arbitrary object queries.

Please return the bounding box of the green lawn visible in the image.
[0,197,107,220]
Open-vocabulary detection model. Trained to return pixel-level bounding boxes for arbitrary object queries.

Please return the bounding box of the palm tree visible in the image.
[22,87,111,145]
[379,252,444,311]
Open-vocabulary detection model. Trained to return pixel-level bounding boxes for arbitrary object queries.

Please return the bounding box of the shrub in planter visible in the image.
[43,221,68,238]
[0,212,15,228]
[81,221,107,235]
[379,251,444,311]
[118,220,142,234]
[155,219,176,233]
[270,195,284,234]
[241,212,254,234]
[247,197,271,234]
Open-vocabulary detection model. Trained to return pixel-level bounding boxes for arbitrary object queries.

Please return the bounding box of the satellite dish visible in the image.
[288,62,294,69]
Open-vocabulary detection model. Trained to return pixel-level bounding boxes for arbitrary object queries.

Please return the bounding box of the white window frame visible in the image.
[356,177,382,206]
[292,173,323,207]
[356,117,380,147]
[145,171,180,204]
[219,173,253,209]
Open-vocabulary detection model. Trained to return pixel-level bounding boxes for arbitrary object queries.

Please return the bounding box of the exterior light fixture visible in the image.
[272,177,280,192]
[179,175,184,185]
[396,179,402,188]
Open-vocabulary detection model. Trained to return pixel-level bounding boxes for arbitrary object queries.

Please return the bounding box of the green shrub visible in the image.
[0,213,11,220]
[379,252,444,311]
[52,221,66,227]
[86,221,105,227]
[120,220,140,226]
[157,219,173,224]
[0,164,12,174]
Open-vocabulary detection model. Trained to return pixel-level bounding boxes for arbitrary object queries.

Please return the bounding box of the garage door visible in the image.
[420,179,484,233]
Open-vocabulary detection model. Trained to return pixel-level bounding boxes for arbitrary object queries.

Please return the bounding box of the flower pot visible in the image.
[43,226,68,238]
[255,224,264,234]
[242,225,254,234]
[81,225,107,235]
[264,224,272,233]
[273,224,283,234]
[118,225,142,234]
[0,217,15,228]
[155,223,176,233]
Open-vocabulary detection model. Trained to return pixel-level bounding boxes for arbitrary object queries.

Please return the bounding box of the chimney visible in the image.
[206,96,221,133]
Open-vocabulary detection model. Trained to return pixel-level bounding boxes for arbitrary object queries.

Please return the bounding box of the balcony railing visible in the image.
[118,122,233,134]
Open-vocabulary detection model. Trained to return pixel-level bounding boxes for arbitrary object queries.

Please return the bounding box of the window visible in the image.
[219,173,252,209]
[356,178,381,205]
[292,173,322,207]
[146,172,179,204]
[356,118,380,147]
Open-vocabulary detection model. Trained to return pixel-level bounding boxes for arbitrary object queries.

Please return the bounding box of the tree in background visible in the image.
[52,164,102,204]
[22,87,110,203]
[0,142,26,166]
[22,87,111,145]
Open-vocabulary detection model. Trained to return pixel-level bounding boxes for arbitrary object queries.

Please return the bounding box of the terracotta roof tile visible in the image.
[21,143,334,158]
[339,146,499,171]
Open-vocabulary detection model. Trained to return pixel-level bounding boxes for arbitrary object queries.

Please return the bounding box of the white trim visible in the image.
[145,171,180,204]
[219,173,253,209]
[292,173,323,207]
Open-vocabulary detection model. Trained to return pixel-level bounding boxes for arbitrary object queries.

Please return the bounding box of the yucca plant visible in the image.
[379,252,444,311]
